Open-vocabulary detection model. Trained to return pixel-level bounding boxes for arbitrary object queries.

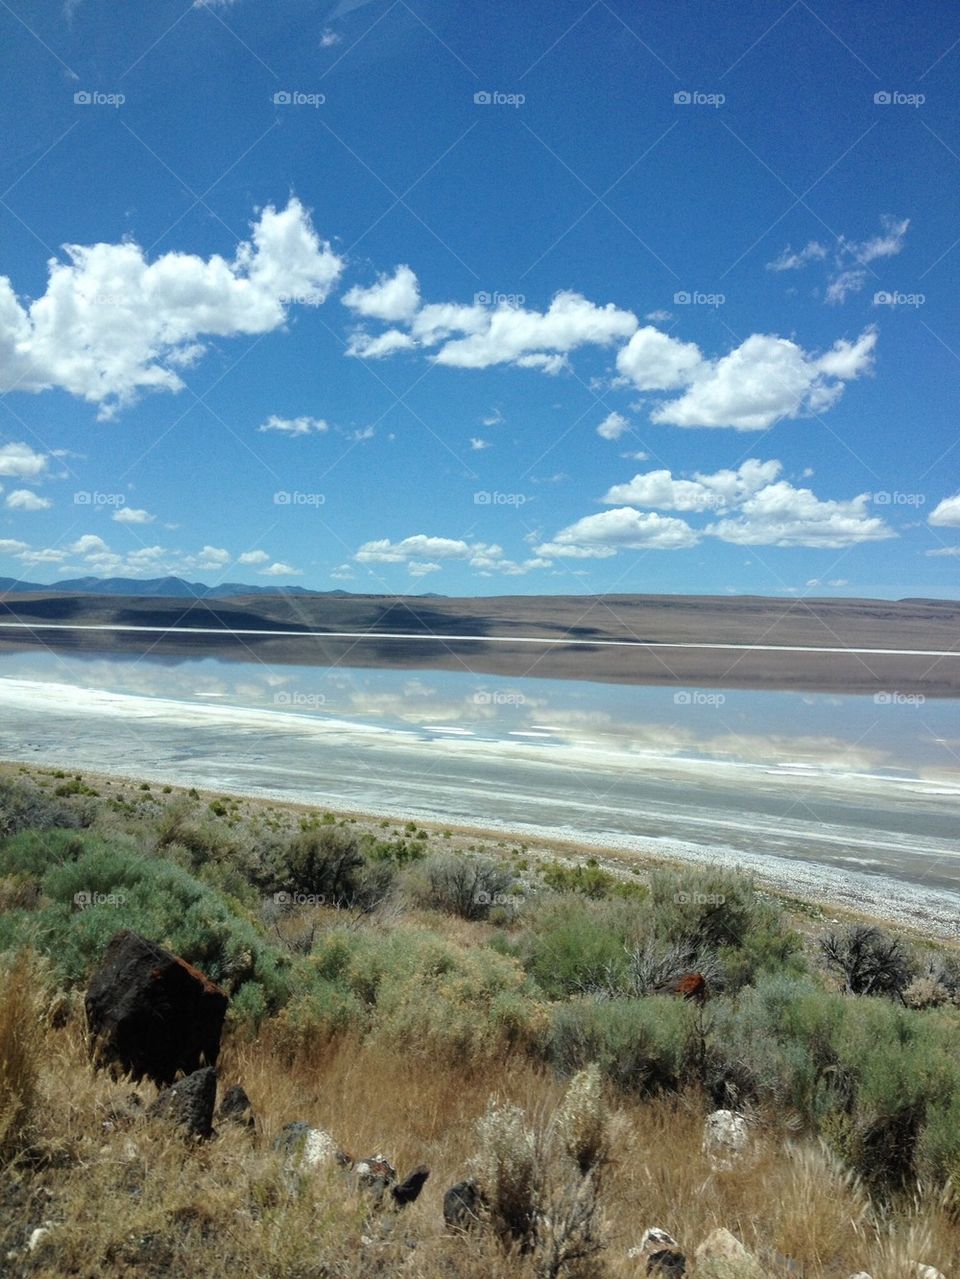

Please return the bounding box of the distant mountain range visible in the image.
[0,574,445,600]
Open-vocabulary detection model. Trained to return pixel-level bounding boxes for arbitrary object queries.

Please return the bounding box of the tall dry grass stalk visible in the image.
[0,950,42,1164]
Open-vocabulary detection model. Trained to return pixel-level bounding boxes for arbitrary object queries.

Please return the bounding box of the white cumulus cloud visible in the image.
[0,442,48,478]
[432,291,637,370]
[602,460,783,512]
[706,482,894,547]
[260,561,302,577]
[647,330,876,430]
[537,508,699,557]
[616,326,703,391]
[343,264,420,323]
[356,535,495,564]
[355,533,547,577]
[0,199,343,417]
[346,287,638,375]
[5,489,51,511]
[0,532,313,582]
[71,534,109,555]
[112,507,155,525]
[337,266,877,431]
[346,328,417,359]
[191,546,231,570]
[929,493,960,527]
[538,459,895,557]
[258,414,329,436]
[596,411,630,441]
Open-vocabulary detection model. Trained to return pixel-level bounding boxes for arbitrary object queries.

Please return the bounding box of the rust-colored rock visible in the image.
[655,972,708,1003]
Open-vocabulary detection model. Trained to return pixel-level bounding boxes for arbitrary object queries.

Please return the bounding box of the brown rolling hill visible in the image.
[0,591,957,696]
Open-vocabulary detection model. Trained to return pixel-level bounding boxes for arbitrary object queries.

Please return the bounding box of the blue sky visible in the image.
[0,0,958,598]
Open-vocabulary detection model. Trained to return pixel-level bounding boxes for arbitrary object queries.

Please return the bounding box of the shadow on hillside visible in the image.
[0,597,91,621]
[111,602,312,632]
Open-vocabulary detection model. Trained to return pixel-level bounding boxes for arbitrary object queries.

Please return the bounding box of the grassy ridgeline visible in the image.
[1,765,960,1276]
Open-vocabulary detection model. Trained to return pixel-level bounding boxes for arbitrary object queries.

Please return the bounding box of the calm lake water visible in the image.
[1,648,959,926]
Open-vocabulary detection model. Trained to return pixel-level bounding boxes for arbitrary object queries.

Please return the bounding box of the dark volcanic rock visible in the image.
[148,1066,217,1139]
[648,1248,687,1277]
[392,1165,430,1208]
[217,1084,256,1131]
[443,1180,484,1231]
[84,931,228,1086]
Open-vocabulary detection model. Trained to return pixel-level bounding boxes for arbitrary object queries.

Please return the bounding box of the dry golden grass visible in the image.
[0,1007,955,1278]
[0,951,42,1164]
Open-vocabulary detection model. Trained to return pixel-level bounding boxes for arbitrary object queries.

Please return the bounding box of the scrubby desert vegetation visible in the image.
[0,762,958,1277]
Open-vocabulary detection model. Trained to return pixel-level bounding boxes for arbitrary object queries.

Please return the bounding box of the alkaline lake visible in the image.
[1,648,958,933]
